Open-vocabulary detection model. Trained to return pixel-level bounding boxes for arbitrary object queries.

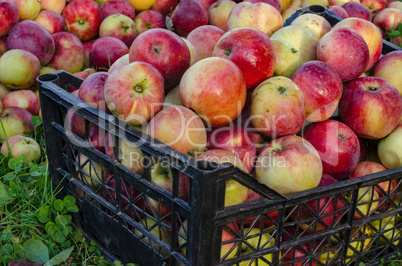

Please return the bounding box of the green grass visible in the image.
[0,116,118,265]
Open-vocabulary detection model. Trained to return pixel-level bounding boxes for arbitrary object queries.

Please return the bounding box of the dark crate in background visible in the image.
[38,7,402,266]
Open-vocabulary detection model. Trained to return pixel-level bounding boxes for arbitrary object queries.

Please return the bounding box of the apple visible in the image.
[180,57,247,127]
[99,14,137,48]
[339,77,402,139]
[187,25,225,60]
[82,40,94,68]
[0,83,11,100]
[0,107,34,141]
[300,0,329,8]
[372,51,402,96]
[208,0,236,31]
[129,28,191,90]
[134,10,165,35]
[328,5,350,18]
[290,13,332,39]
[34,10,67,34]
[341,1,372,20]
[78,72,110,113]
[240,190,279,228]
[170,0,209,37]
[67,90,86,139]
[302,119,360,181]
[270,25,319,78]
[88,125,106,153]
[104,61,165,126]
[0,36,6,56]
[0,0,19,36]
[77,153,109,189]
[358,137,368,162]
[237,228,275,265]
[181,38,199,66]
[100,0,136,20]
[47,31,85,74]
[0,49,41,90]
[227,2,283,37]
[40,0,65,14]
[317,27,369,82]
[6,20,55,65]
[377,123,402,169]
[282,6,300,22]
[373,8,402,34]
[207,125,257,172]
[332,18,383,71]
[14,0,41,20]
[290,173,345,234]
[1,135,41,163]
[62,0,103,41]
[3,90,40,116]
[179,220,239,260]
[360,0,386,18]
[329,0,359,6]
[73,67,96,79]
[150,0,178,16]
[250,76,305,138]
[147,105,207,157]
[108,53,129,73]
[90,36,129,71]
[387,1,402,10]
[255,135,322,195]
[213,27,276,90]
[134,217,170,256]
[290,61,343,122]
[244,0,281,12]
[163,85,182,108]
[281,241,319,266]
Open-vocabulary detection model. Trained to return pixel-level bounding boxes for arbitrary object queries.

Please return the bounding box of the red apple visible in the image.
[358,137,368,162]
[6,20,55,65]
[147,105,207,157]
[62,0,103,41]
[186,25,224,60]
[243,0,281,13]
[280,229,319,266]
[134,10,165,35]
[332,18,383,71]
[372,51,402,96]
[108,54,129,73]
[0,107,34,141]
[302,119,360,181]
[208,0,236,31]
[250,76,305,138]
[1,135,41,163]
[328,5,350,18]
[290,13,332,39]
[34,10,67,34]
[373,8,402,33]
[40,0,65,14]
[67,90,86,139]
[100,0,135,20]
[0,36,6,56]
[180,57,247,127]
[290,173,345,233]
[0,49,41,90]
[78,72,110,113]
[82,40,94,68]
[255,135,322,195]
[213,27,275,90]
[197,0,218,9]
[104,61,165,126]
[207,125,257,172]
[339,77,402,139]
[151,0,178,16]
[170,0,209,37]
[317,27,369,82]
[291,61,343,122]
[99,14,137,47]
[0,0,19,36]
[227,2,283,37]
[48,31,85,74]
[240,190,279,228]
[90,36,129,71]
[89,125,106,153]
[73,67,96,79]
[3,90,40,115]
[341,1,372,20]
[129,28,191,90]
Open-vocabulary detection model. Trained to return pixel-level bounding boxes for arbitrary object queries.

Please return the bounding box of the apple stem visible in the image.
[224,49,231,56]
[338,133,345,139]
[278,86,287,94]
[133,84,143,93]
[368,86,378,91]
[78,19,85,25]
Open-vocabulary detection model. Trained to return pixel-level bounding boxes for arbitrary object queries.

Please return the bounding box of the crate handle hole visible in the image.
[308,5,325,14]
[38,73,59,82]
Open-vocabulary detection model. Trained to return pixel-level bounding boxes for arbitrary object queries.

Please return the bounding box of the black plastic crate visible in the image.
[37,7,402,265]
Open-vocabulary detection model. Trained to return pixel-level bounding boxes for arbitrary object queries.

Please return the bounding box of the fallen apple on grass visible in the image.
[1,135,41,164]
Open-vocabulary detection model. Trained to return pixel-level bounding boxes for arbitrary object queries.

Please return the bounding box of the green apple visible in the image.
[290,14,332,39]
[163,86,182,109]
[77,153,108,189]
[237,228,275,265]
[1,135,41,164]
[134,217,170,256]
[378,124,402,169]
[0,107,34,141]
[0,83,11,100]
[370,216,400,246]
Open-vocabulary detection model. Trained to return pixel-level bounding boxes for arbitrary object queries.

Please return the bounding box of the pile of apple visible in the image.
[1,0,402,263]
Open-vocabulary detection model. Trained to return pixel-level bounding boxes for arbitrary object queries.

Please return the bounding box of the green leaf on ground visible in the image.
[21,239,49,263]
